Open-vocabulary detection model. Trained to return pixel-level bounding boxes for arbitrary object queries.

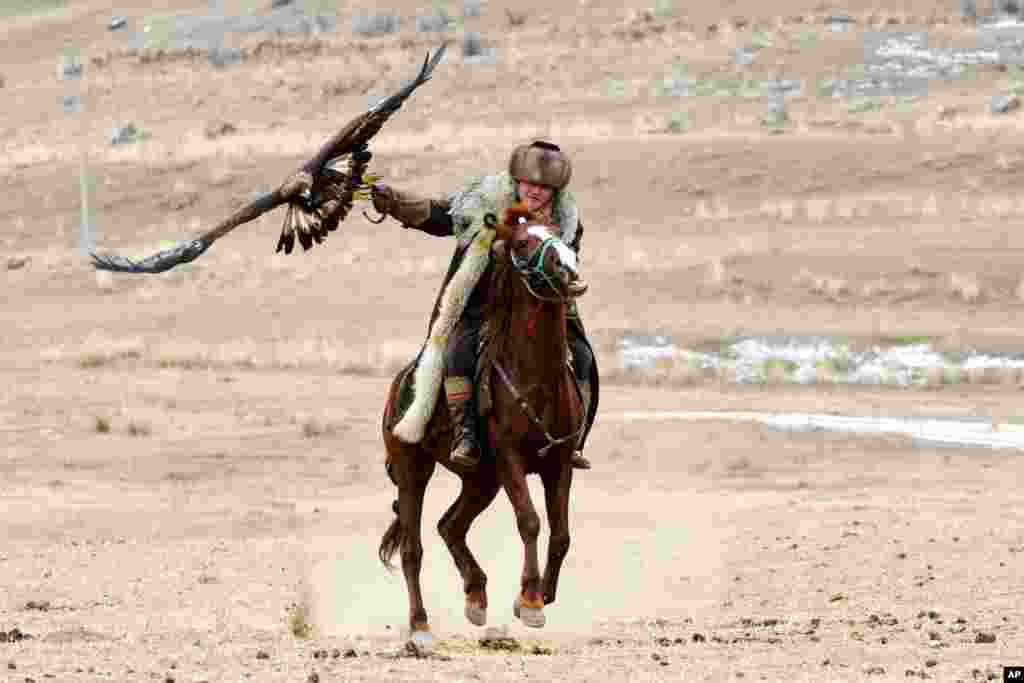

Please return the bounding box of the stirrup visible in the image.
[570,450,591,470]
[450,435,481,471]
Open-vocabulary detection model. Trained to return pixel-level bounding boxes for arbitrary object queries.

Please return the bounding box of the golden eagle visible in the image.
[91,42,449,273]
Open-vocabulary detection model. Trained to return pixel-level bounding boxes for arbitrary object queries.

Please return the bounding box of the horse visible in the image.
[379,203,588,646]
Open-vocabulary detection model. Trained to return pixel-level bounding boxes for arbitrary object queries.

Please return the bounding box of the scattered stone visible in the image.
[463,32,483,57]
[925,659,938,668]
[506,8,528,26]
[992,94,1020,114]
[352,15,399,35]
[416,13,450,32]
[204,120,237,139]
[255,650,269,660]
[110,124,142,146]
[312,649,328,660]
[736,48,756,65]
[109,17,127,30]
[6,661,14,670]
[342,648,357,658]
[864,665,886,675]
[906,669,931,679]
[23,601,51,612]
[61,58,82,80]
[691,633,706,643]
[7,256,29,270]
[974,631,996,643]
[208,47,242,68]
[307,673,319,683]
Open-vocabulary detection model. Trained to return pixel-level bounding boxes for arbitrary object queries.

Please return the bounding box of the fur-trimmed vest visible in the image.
[391,172,582,444]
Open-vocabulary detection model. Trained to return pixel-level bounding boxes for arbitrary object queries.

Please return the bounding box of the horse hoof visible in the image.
[409,628,436,650]
[465,604,487,627]
[513,599,545,628]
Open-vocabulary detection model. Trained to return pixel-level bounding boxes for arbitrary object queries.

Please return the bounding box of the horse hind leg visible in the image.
[437,471,501,627]
[380,432,436,645]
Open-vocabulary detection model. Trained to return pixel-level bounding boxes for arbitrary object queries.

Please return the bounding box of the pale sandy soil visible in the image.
[2,1,1024,681]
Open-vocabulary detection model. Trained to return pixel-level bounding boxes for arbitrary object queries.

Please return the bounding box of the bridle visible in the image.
[483,213,580,304]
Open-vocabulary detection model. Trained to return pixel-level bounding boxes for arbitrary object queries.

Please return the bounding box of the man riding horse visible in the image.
[370,140,597,472]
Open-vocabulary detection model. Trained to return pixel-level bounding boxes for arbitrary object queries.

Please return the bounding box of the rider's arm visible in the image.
[371,185,454,236]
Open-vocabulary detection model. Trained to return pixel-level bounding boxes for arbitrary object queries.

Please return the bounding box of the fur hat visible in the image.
[508,141,572,190]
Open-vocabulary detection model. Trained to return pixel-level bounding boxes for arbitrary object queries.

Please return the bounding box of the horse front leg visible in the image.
[500,455,546,628]
[541,455,573,605]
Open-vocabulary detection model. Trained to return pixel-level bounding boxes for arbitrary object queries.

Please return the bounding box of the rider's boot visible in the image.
[570,379,592,470]
[446,375,481,472]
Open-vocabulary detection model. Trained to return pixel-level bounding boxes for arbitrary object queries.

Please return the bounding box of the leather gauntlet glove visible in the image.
[371,184,432,228]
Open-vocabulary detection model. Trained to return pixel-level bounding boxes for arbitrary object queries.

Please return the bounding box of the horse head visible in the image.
[486,203,587,302]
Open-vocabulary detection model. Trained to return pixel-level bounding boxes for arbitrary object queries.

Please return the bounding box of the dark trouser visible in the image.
[569,328,593,382]
[447,316,481,379]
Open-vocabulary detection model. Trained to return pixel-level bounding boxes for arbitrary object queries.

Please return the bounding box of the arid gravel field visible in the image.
[3,0,1024,680]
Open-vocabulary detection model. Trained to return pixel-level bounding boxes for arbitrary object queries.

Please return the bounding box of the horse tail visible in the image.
[378,499,404,570]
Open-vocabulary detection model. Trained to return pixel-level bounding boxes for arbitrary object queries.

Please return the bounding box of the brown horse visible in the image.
[379,203,588,646]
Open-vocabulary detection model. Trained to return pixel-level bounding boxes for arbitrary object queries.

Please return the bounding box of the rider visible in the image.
[370,141,596,472]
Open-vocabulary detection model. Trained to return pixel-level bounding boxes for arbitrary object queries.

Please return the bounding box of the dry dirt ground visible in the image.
[3,0,1024,681]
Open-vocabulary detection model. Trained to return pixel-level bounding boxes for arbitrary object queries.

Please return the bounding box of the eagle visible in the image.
[91,42,449,274]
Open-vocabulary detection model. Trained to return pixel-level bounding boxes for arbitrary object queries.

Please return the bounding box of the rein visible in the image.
[493,360,584,459]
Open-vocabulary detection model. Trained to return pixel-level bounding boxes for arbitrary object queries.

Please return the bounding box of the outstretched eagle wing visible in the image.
[91,41,450,274]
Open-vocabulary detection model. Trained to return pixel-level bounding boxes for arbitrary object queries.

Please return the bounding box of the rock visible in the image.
[330,649,340,659]
[108,17,127,30]
[352,15,399,35]
[110,124,141,146]
[61,58,82,79]
[307,673,319,683]
[991,95,1020,114]
[416,13,450,32]
[208,47,242,68]
[463,32,483,57]
[312,649,328,659]
[974,631,996,643]
[204,121,237,139]
[691,632,706,642]
[342,648,357,658]
[255,650,269,660]
[7,256,29,270]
